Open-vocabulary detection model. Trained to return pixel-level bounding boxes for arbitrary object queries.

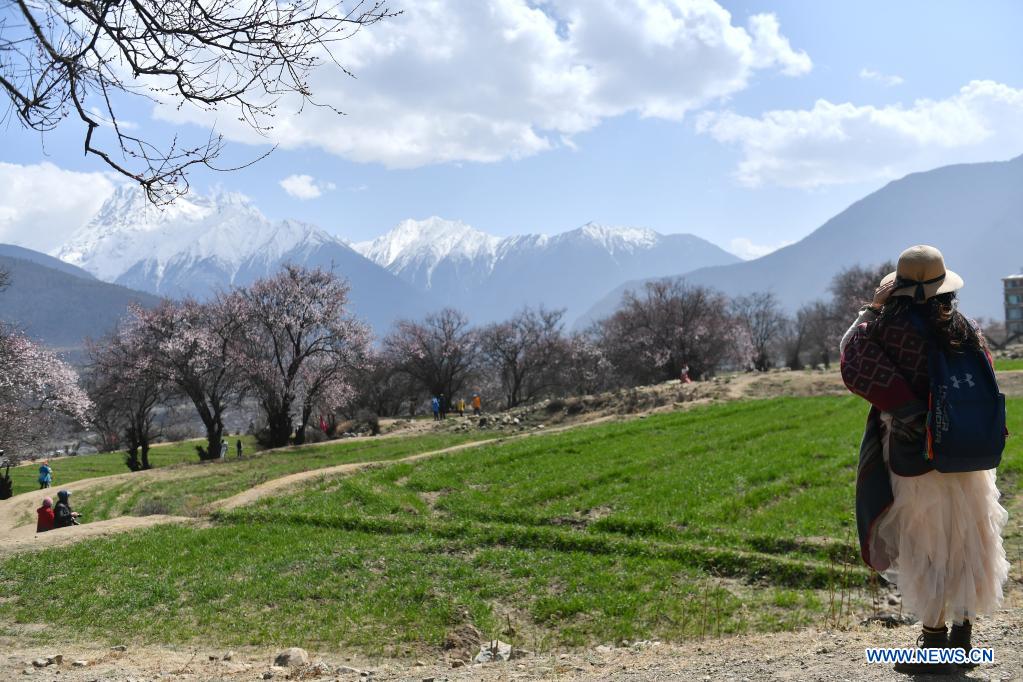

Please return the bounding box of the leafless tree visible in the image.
[480,306,569,409]
[829,261,895,322]
[2,0,395,201]
[598,278,740,384]
[801,300,841,369]
[731,292,785,371]
[384,308,480,403]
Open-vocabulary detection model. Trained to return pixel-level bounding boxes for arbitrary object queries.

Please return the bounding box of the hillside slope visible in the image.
[0,253,161,352]
[582,155,1023,325]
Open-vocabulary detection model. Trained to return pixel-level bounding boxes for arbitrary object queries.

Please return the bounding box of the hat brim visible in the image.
[879,269,964,299]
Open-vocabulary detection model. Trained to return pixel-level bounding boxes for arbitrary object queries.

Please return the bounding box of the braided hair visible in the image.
[873,292,985,353]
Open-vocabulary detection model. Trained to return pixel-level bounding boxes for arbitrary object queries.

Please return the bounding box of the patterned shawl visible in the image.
[840,310,932,571]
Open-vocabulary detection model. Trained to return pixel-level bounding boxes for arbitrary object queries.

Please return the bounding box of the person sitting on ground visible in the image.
[38,461,52,489]
[52,490,80,529]
[36,497,54,533]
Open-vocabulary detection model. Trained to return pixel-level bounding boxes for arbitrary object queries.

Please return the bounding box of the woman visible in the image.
[36,497,54,533]
[840,245,1009,674]
[38,461,52,489]
[52,489,81,529]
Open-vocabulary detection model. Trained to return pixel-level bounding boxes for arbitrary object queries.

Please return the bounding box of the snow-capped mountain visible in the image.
[355,217,742,322]
[56,186,431,332]
[59,185,336,294]
[53,188,740,331]
[354,217,501,292]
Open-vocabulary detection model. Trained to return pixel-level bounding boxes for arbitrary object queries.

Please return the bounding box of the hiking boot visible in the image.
[893,625,955,676]
[950,620,978,669]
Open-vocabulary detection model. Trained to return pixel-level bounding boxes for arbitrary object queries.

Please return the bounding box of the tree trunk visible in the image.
[264,410,292,448]
[140,440,151,470]
[125,444,141,471]
[203,426,224,461]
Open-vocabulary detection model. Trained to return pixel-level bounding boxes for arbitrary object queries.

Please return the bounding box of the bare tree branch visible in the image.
[1,0,397,202]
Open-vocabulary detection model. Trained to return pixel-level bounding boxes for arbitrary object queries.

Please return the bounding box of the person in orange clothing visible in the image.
[471,393,482,416]
[36,497,55,533]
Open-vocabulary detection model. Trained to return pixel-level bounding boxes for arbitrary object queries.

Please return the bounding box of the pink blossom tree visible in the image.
[127,298,244,460]
[384,308,480,405]
[0,327,92,498]
[86,323,168,471]
[233,265,370,447]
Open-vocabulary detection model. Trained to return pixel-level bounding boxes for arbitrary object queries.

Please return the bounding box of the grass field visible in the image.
[73,431,500,520]
[1,396,1020,654]
[5,435,262,496]
[996,358,1023,372]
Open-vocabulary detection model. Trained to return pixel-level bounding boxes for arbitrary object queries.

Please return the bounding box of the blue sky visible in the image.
[2,0,1023,257]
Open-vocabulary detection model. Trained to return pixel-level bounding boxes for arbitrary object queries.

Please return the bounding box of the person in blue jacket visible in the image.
[38,461,52,489]
[431,396,441,421]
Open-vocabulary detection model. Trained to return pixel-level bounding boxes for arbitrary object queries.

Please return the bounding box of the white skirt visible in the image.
[870,416,1010,625]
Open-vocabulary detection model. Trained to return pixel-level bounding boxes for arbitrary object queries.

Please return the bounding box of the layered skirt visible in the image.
[869,416,1010,625]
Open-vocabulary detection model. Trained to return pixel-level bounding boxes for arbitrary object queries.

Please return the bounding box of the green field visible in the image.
[6,435,262,496]
[996,358,1023,372]
[1,396,1020,654]
[73,431,499,520]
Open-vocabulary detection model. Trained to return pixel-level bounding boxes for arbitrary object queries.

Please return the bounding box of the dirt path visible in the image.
[0,416,614,555]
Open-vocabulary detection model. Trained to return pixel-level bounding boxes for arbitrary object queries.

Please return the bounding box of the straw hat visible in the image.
[879,245,964,303]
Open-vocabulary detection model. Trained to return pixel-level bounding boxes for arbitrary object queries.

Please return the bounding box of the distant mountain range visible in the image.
[353,218,741,322]
[56,185,432,333]
[48,186,741,333]
[0,248,161,353]
[3,155,1018,354]
[582,155,1023,326]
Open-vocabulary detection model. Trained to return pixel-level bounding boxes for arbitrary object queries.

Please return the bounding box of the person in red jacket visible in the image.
[36,497,54,533]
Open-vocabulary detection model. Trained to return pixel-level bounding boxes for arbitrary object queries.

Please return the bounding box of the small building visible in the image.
[1005,274,1023,338]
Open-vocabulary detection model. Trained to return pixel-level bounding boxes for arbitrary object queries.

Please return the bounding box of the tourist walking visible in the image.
[457,398,465,416]
[472,393,482,416]
[439,394,447,419]
[840,245,1008,675]
[236,439,243,459]
[431,396,441,421]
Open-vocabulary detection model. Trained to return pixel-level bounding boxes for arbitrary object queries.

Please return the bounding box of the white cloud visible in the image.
[696,80,1023,188]
[279,174,336,200]
[0,162,116,253]
[859,68,904,87]
[729,237,793,260]
[155,0,810,168]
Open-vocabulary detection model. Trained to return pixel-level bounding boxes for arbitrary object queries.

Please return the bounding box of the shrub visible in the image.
[354,409,381,436]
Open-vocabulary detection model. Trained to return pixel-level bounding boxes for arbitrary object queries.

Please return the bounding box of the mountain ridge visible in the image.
[580,155,1023,326]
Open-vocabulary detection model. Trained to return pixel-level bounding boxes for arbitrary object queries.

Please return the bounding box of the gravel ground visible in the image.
[2,587,1020,682]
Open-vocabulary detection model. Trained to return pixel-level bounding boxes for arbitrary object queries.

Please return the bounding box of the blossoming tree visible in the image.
[87,323,168,470]
[127,298,244,460]
[0,328,92,498]
[233,265,370,447]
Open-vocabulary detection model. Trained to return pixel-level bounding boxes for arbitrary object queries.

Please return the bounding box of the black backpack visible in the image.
[910,309,1006,472]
